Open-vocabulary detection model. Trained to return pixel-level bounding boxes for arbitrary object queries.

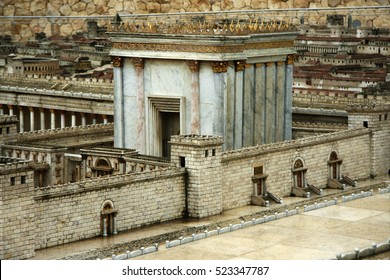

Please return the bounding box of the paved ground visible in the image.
[134,192,390,260]
[31,177,390,260]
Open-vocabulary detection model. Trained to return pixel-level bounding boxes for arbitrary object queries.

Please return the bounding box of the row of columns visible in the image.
[0,105,110,132]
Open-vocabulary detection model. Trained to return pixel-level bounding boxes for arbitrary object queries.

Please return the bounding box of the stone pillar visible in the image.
[132,58,145,153]
[103,115,108,124]
[265,62,276,144]
[8,105,13,116]
[284,55,294,140]
[81,112,86,126]
[113,56,124,148]
[0,105,3,115]
[92,114,97,125]
[102,217,107,237]
[187,60,200,134]
[276,61,286,142]
[61,111,65,128]
[39,108,45,130]
[113,214,118,235]
[19,107,24,132]
[50,109,55,129]
[255,63,265,145]
[71,112,76,127]
[29,107,34,131]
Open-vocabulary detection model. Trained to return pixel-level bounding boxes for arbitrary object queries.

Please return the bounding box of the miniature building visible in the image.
[109,17,298,156]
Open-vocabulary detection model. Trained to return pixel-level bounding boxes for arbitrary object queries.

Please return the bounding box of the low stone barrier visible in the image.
[105,244,159,260]
[304,198,337,212]
[336,239,390,260]
[379,186,390,194]
[341,190,373,202]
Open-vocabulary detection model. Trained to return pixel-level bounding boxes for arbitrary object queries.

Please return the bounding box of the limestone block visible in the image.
[218,227,231,234]
[206,230,218,237]
[115,253,128,260]
[243,221,253,228]
[85,2,97,14]
[30,0,46,15]
[358,247,375,259]
[193,233,206,241]
[129,249,142,258]
[340,251,357,260]
[142,246,157,254]
[231,223,242,231]
[266,215,276,222]
[253,217,265,225]
[375,243,390,254]
[180,236,193,245]
[166,239,180,248]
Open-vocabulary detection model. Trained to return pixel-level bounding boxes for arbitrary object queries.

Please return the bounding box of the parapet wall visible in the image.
[33,167,186,249]
[0,73,113,95]
[221,129,372,210]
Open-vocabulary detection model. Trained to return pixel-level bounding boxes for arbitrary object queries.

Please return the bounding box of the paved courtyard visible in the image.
[135,193,390,260]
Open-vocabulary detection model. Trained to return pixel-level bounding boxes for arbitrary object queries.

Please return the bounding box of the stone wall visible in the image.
[1,1,389,41]
[33,167,185,249]
[0,159,35,259]
[221,129,372,210]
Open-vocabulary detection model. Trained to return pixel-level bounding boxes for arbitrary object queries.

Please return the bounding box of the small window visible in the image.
[205,150,208,157]
[379,115,382,121]
[10,177,15,186]
[114,162,119,170]
[180,156,185,167]
[385,114,388,121]
[0,128,2,134]
[254,166,264,175]
[212,149,216,156]
[363,121,368,128]
[21,176,26,184]
[6,127,10,134]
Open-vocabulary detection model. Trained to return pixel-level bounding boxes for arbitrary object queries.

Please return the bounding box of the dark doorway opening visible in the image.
[160,111,180,158]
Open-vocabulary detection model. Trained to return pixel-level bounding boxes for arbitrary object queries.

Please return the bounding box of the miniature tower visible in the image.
[170,135,223,218]
[347,104,390,177]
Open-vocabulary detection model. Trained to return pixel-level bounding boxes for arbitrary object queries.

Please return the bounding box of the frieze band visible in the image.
[113,40,294,54]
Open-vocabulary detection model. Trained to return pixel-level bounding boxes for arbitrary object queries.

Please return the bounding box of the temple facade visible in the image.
[109,18,298,156]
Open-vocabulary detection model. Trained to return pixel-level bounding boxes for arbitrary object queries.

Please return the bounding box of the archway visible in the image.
[100,200,118,237]
[328,151,342,180]
[292,158,307,188]
[93,158,113,177]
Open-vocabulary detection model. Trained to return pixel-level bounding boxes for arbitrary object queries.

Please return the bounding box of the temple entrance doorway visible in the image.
[101,201,117,237]
[160,111,180,159]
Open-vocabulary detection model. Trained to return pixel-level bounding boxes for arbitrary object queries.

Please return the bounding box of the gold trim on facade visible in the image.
[131,57,144,69]
[287,54,296,65]
[113,40,294,54]
[235,60,246,72]
[186,60,199,73]
[112,56,123,68]
[211,61,230,73]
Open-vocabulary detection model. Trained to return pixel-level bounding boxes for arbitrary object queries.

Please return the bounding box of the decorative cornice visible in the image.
[131,57,144,69]
[235,60,246,72]
[186,60,199,73]
[212,61,230,73]
[112,56,123,68]
[112,40,294,54]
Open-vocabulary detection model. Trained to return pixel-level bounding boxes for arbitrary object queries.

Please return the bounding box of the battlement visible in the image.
[347,104,390,113]
[222,128,370,161]
[34,166,183,199]
[0,156,33,175]
[170,135,224,147]
[0,84,113,101]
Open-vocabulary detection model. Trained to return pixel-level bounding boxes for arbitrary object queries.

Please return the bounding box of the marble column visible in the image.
[8,105,13,116]
[132,58,145,153]
[19,107,24,132]
[102,217,107,237]
[113,56,124,148]
[103,115,108,124]
[71,112,76,127]
[234,63,244,150]
[50,109,55,129]
[29,107,34,131]
[276,61,286,142]
[61,111,65,128]
[81,112,86,126]
[211,61,228,139]
[92,114,97,125]
[113,215,118,235]
[284,55,294,140]
[265,62,276,144]
[40,108,45,130]
[243,63,254,147]
[255,63,266,145]
[186,60,200,135]
[0,105,3,115]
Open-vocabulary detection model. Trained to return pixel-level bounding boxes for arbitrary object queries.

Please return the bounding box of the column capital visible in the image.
[186,60,199,73]
[255,63,265,67]
[28,106,34,112]
[287,54,296,65]
[112,56,123,68]
[266,62,275,67]
[211,61,230,73]
[277,61,285,66]
[131,57,144,69]
[234,60,246,72]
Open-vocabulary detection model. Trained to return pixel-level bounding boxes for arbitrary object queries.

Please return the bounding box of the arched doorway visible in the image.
[328,151,342,180]
[292,159,307,188]
[100,201,118,237]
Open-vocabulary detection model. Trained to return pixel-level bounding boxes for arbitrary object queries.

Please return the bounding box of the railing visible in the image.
[327,178,345,190]
[292,187,310,198]
[306,183,323,195]
[266,191,283,204]
[251,195,269,207]
[341,175,357,187]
